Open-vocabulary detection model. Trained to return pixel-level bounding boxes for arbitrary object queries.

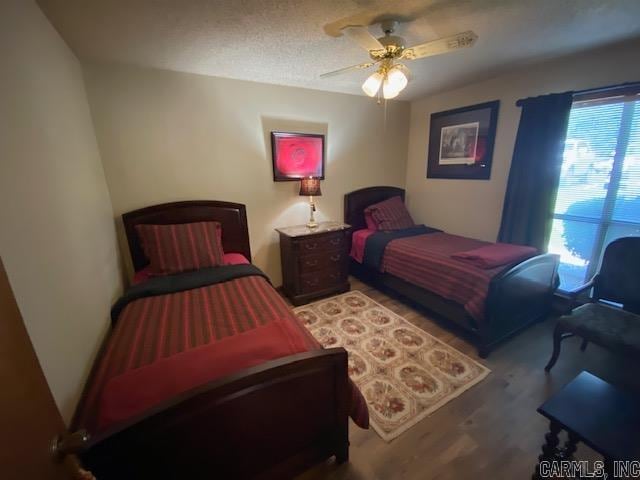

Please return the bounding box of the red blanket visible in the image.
[382,233,508,324]
[451,243,537,269]
[73,275,369,434]
[98,319,309,430]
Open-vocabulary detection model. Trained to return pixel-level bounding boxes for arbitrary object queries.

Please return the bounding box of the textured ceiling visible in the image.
[37,0,640,100]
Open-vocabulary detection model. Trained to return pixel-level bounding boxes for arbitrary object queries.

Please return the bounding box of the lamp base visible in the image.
[307,197,318,229]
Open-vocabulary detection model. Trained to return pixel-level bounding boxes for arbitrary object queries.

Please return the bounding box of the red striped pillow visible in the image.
[364,196,415,230]
[135,222,225,276]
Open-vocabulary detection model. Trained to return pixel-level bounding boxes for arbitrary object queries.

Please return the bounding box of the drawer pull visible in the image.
[329,273,339,280]
[304,259,319,267]
[329,238,341,246]
[305,278,320,287]
[305,242,318,250]
[330,254,341,262]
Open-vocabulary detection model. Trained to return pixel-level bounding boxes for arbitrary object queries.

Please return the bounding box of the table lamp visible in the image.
[299,177,322,228]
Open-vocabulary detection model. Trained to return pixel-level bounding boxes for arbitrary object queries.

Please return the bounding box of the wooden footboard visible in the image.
[481,253,560,355]
[80,348,350,480]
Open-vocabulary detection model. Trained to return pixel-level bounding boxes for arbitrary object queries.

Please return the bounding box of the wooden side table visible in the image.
[276,221,351,306]
[533,371,640,479]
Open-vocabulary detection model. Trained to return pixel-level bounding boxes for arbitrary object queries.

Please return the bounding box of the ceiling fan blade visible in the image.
[341,25,384,52]
[323,0,483,37]
[402,31,477,60]
[320,61,377,78]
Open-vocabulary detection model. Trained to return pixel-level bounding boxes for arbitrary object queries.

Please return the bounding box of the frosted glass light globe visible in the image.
[362,71,383,97]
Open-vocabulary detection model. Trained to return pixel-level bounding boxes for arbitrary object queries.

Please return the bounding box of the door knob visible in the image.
[50,430,90,461]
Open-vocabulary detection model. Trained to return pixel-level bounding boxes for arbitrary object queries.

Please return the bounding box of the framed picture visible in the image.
[271,132,325,181]
[427,100,499,180]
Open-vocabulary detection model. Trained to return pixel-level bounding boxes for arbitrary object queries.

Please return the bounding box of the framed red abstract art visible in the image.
[271,132,325,181]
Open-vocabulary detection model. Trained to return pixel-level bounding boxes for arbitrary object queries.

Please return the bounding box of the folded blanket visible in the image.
[451,243,537,269]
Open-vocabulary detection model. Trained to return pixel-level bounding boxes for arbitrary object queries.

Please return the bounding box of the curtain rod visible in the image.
[516,80,640,107]
[573,80,640,96]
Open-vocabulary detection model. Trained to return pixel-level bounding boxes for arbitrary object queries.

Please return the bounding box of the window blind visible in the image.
[548,93,640,290]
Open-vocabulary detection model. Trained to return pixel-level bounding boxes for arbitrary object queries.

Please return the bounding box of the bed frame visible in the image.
[77,200,351,479]
[345,187,560,357]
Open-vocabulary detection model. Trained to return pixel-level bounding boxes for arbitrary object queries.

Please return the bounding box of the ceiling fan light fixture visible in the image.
[362,71,383,97]
[382,78,400,99]
[381,65,408,99]
[322,21,478,104]
[382,84,400,99]
[386,66,408,91]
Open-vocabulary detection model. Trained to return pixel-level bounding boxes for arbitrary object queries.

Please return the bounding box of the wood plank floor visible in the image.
[293,277,638,480]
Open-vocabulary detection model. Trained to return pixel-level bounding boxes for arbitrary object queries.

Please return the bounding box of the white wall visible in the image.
[405,39,640,242]
[0,0,122,423]
[83,63,410,285]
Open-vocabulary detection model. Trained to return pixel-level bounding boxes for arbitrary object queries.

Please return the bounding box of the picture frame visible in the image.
[426,100,500,180]
[271,132,325,181]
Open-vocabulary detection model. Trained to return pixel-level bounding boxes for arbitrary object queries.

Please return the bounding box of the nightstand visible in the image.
[276,221,351,306]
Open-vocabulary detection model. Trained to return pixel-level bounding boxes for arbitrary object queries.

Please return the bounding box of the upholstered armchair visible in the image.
[545,237,640,371]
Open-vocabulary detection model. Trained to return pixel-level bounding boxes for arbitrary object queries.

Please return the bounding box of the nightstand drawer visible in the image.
[297,233,344,253]
[298,251,345,273]
[300,268,346,294]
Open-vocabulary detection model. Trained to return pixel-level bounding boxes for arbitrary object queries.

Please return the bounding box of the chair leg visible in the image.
[545,326,570,372]
[580,339,588,352]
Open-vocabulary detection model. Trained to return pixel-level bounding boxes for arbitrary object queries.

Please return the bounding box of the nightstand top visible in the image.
[275,221,351,238]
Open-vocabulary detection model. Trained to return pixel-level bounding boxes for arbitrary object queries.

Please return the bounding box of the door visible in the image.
[0,257,72,480]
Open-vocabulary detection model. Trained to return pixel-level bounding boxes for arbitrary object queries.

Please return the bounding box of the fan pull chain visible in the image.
[383,98,388,132]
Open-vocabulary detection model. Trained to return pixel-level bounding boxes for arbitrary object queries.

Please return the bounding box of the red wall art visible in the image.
[271,132,325,181]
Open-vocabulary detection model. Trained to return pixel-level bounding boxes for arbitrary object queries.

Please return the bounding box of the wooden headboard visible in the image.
[122,200,251,272]
[344,186,405,231]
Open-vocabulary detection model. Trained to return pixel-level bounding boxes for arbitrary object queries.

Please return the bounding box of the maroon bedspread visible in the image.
[74,275,369,434]
[381,232,522,324]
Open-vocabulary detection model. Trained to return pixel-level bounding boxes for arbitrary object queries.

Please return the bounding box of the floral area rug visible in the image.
[293,291,490,442]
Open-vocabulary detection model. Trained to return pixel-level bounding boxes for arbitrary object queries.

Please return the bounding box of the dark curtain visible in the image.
[498,92,573,251]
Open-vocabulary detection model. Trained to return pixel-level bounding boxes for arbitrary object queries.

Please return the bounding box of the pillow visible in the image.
[364,196,415,230]
[135,221,225,276]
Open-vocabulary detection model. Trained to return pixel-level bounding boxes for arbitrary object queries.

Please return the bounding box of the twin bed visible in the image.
[73,200,367,480]
[344,186,560,357]
[74,192,558,478]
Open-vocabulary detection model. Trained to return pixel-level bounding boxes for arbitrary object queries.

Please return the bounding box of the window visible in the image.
[548,88,640,291]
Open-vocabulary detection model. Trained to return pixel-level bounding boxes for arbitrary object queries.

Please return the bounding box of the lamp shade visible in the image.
[299,177,322,196]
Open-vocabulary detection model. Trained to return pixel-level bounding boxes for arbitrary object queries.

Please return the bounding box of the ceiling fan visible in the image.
[321,20,477,100]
